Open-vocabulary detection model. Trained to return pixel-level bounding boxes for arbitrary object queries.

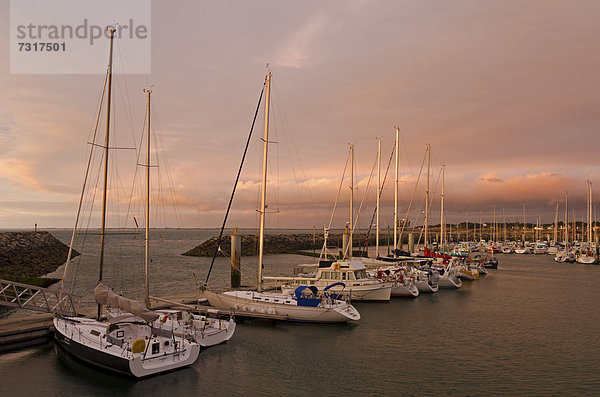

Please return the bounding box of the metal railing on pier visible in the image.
[0,278,78,316]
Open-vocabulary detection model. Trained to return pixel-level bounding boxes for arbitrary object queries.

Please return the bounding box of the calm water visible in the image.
[1,230,600,396]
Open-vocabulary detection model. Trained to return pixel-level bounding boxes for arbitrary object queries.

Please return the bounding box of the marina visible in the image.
[1,230,600,394]
[2,0,600,395]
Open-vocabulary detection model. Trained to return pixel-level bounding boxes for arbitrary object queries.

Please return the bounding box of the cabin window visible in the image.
[116,330,124,338]
[342,272,347,280]
[164,340,170,346]
[332,272,341,280]
[322,271,330,279]
[347,272,355,280]
[274,299,279,302]
[90,329,101,337]
[152,342,160,354]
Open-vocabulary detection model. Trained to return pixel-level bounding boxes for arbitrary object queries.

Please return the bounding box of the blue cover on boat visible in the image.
[294,286,321,307]
[323,282,345,291]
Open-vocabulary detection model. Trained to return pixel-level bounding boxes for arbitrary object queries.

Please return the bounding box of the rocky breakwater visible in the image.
[0,231,77,279]
[183,233,381,257]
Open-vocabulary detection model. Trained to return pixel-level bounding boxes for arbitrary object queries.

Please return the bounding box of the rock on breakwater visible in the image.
[0,231,77,278]
[182,233,387,257]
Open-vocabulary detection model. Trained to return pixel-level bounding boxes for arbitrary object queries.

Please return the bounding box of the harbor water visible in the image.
[1,229,600,396]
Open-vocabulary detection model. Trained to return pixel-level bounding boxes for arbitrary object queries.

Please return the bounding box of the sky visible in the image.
[0,0,599,230]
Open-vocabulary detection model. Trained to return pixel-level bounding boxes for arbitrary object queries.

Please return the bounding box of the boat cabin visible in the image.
[316,259,369,282]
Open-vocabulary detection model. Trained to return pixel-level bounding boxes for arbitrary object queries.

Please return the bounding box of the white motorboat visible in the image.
[501,245,514,254]
[554,251,575,263]
[269,259,392,301]
[533,242,548,255]
[514,246,531,254]
[576,254,598,264]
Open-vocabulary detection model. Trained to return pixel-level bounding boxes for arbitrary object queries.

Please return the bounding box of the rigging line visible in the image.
[62,70,109,295]
[352,150,377,237]
[271,82,314,222]
[70,143,106,297]
[398,147,427,246]
[123,103,147,231]
[327,151,350,230]
[272,85,307,224]
[152,104,182,228]
[114,40,137,145]
[278,89,315,205]
[363,140,395,252]
[204,82,266,285]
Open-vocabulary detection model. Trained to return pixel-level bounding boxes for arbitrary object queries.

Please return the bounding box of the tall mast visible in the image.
[479,210,482,241]
[522,204,526,242]
[440,164,445,247]
[425,144,430,248]
[466,212,469,242]
[376,138,381,257]
[349,144,354,259]
[565,192,568,245]
[144,89,151,309]
[257,72,271,292]
[572,209,575,242]
[503,208,506,242]
[97,28,115,320]
[393,127,399,257]
[589,181,592,245]
[554,202,558,244]
[493,205,496,243]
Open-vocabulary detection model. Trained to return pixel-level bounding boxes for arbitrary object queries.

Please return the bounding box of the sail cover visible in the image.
[94,283,159,323]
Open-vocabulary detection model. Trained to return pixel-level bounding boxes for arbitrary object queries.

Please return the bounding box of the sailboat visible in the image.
[205,72,360,323]
[53,29,200,377]
[577,181,597,264]
[359,128,420,296]
[105,89,236,347]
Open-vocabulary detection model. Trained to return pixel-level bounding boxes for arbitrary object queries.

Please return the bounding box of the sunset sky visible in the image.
[0,0,599,230]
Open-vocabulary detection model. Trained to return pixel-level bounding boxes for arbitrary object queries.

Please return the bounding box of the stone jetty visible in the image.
[0,231,77,278]
[182,232,397,257]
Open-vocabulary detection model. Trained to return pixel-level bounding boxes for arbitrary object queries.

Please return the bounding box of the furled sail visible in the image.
[94,283,159,323]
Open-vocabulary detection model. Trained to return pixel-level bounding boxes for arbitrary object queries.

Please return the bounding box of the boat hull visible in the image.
[204,291,360,323]
[576,255,598,264]
[53,317,200,378]
[391,282,419,297]
[438,276,462,288]
[415,281,438,293]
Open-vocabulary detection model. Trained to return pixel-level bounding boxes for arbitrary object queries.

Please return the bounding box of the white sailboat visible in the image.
[577,181,597,264]
[54,29,199,377]
[205,72,360,323]
[106,89,236,347]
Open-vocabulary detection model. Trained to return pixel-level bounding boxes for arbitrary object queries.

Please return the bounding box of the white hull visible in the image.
[391,282,419,297]
[53,316,199,378]
[576,255,598,264]
[415,280,438,293]
[514,248,530,254]
[438,275,462,288]
[204,290,360,323]
[280,282,391,301]
[155,310,236,348]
